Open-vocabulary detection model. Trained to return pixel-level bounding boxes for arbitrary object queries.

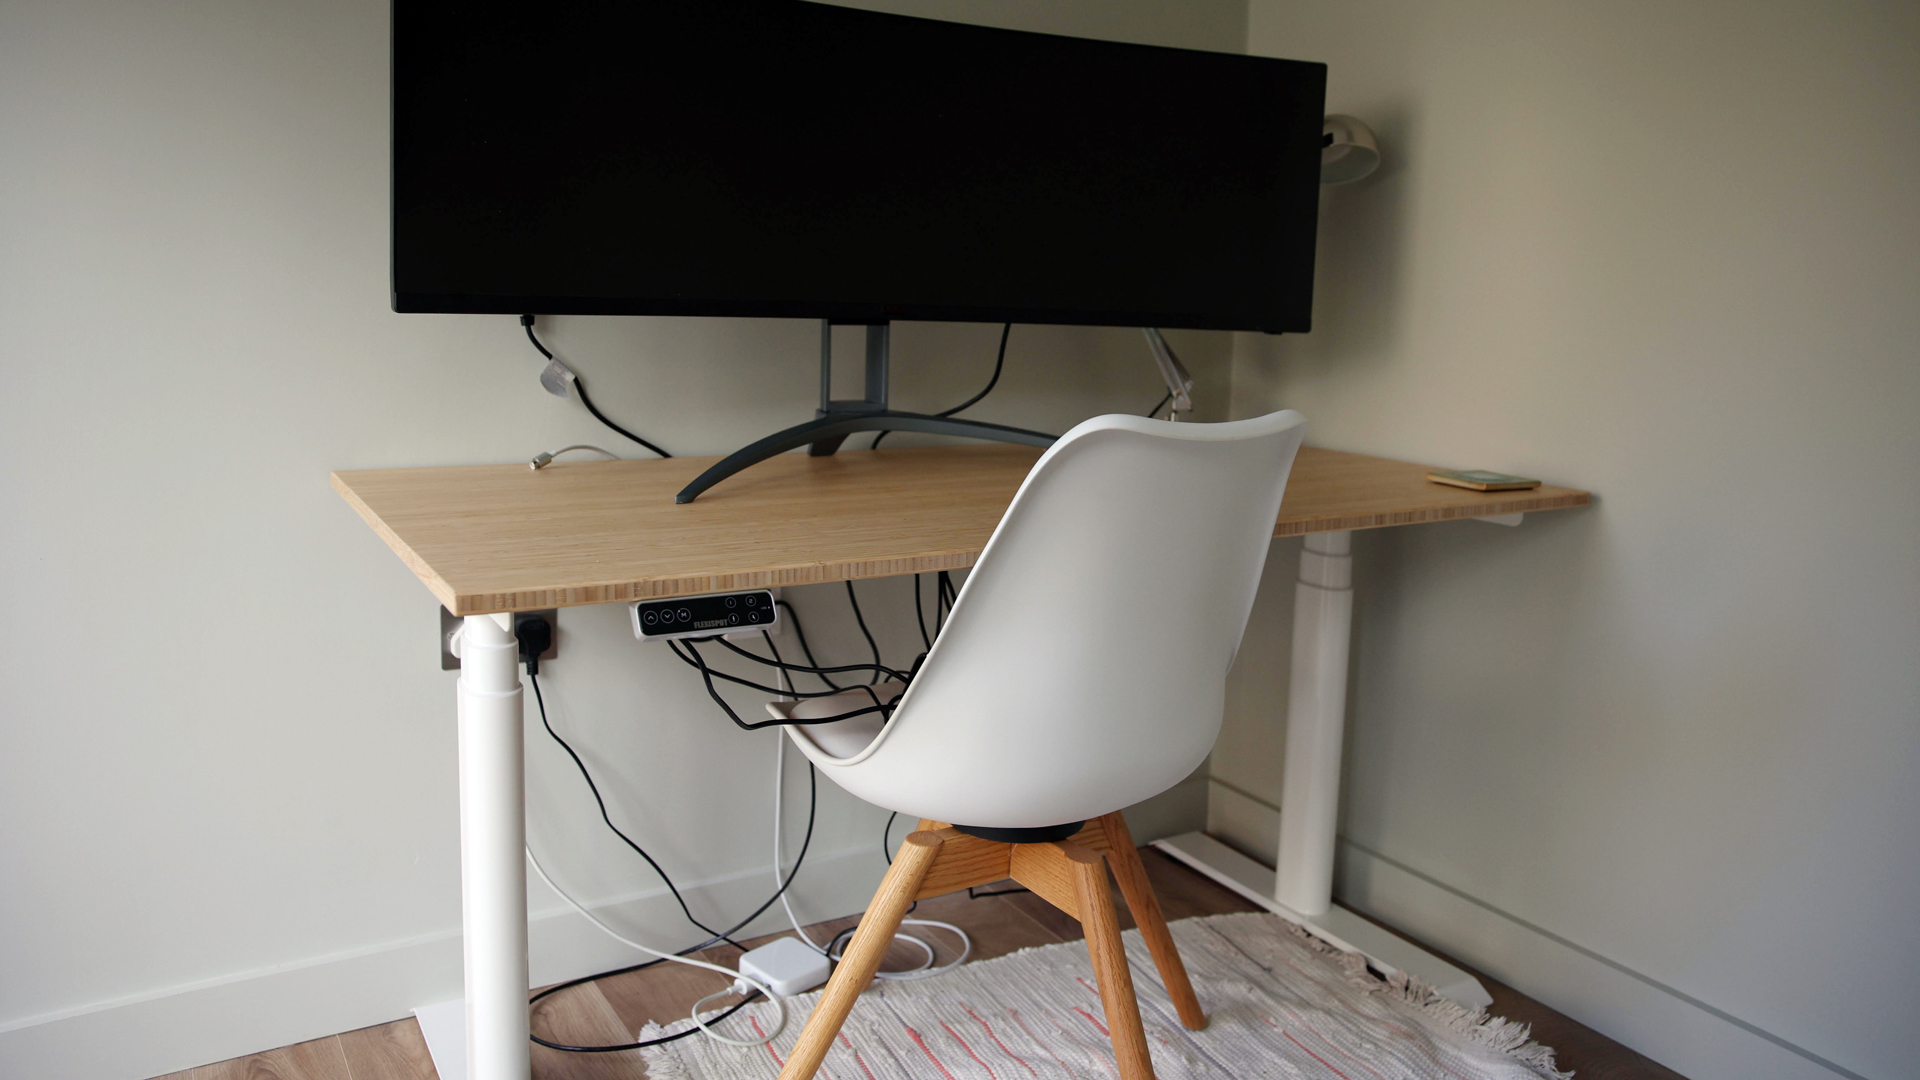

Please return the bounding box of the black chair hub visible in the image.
[952,820,1086,844]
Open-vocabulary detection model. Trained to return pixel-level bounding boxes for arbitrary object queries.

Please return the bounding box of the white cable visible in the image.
[769,641,971,977]
[774,699,830,954]
[832,919,973,981]
[524,844,786,1047]
[530,444,620,469]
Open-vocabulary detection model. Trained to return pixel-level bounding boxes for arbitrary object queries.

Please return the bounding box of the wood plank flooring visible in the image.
[153,849,1683,1080]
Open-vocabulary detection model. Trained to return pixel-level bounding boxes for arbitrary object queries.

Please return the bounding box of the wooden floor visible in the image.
[154,849,1685,1080]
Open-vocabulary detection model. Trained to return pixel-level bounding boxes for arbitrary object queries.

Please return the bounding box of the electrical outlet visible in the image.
[441,607,558,670]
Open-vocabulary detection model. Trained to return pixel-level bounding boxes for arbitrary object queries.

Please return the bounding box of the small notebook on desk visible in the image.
[1426,469,1542,492]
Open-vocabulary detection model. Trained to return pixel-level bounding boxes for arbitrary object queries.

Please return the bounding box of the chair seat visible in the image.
[767,681,904,760]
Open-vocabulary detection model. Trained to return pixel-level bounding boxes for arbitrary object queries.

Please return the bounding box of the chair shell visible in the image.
[784,409,1308,829]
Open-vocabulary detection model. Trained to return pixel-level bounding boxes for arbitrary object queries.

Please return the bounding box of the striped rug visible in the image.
[640,912,1569,1079]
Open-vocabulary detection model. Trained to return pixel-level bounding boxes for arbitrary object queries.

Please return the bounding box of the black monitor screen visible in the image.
[393,0,1327,332]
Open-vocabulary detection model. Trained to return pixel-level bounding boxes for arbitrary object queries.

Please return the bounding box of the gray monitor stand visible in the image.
[675,320,1057,503]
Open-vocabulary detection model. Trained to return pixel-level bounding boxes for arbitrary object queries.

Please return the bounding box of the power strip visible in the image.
[630,589,781,643]
[737,936,831,997]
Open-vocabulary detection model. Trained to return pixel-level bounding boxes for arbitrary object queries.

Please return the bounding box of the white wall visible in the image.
[1223,3,1919,1080]
[0,2,1243,1076]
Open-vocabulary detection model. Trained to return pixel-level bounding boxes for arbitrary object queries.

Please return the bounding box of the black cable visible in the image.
[776,599,840,692]
[935,570,957,636]
[937,323,1014,419]
[521,314,552,359]
[534,986,760,1053]
[538,570,968,1053]
[536,582,944,1050]
[529,672,738,947]
[671,635,928,734]
[575,381,673,459]
[759,627,789,686]
[870,322,1011,450]
[527,601,868,1053]
[913,574,931,651]
[529,709,821,1053]
[686,726,819,940]
[845,580,882,685]
[1145,392,1173,419]
[713,635,912,683]
[529,766,817,1053]
[671,639,902,730]
[671,639,904,697]
[521,314,672,459]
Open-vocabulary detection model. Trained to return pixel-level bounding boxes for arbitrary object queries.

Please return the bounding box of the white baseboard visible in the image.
[1201,780,1866,1080]
[0,777,1210,1080]
[1121,771,1211,845]
[1204,776,1280,861]
[0,845,885,1080]
[1337,841,1869,1080]
[1150,831,1492,1009]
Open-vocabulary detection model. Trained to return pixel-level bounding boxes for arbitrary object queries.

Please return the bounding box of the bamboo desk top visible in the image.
[332,445,1590,616]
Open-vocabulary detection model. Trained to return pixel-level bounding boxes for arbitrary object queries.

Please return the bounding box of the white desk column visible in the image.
[1274,530,1352,916]
[457,613,531,1080]
[1153,527,1493,1008]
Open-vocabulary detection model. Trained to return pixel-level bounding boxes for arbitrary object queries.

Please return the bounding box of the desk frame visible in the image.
[334,446,1587,1080]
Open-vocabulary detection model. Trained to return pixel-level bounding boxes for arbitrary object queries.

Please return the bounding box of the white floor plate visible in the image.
[412,998,465,1080]
[1152,831,1494,1010]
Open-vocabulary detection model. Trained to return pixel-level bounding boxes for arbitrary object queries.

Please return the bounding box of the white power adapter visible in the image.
[737,936,831,997]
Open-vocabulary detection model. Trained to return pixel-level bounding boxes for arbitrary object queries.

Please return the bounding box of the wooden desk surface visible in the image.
[332,445,1590,615]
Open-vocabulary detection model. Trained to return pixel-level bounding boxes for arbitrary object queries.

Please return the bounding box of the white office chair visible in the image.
[766,409,1308,1080]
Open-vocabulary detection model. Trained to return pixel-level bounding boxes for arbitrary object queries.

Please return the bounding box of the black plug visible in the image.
[516,613,553,676]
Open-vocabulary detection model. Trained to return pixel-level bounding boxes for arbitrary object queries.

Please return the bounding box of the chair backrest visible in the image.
[824,409,1308,830]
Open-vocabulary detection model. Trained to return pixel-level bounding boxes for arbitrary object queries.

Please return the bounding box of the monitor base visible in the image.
[675,411,1054,503]
[675,321,1056,503]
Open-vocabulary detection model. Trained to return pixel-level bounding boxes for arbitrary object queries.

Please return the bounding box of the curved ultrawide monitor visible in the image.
[392,0,1327,333]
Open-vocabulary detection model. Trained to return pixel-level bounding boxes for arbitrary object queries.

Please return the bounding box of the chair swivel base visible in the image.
[775,811,1204,1080]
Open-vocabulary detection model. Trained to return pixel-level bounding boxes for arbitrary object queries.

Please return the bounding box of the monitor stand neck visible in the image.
[675,320,1056,503]
[808,319,892,457]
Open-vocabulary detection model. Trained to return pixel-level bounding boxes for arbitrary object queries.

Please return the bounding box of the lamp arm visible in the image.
[1142,328,1194,415]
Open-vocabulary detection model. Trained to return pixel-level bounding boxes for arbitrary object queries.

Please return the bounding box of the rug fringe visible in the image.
[635,1023,695,1080]
[635,914,1570,1080]
[1275,919,1575,1080]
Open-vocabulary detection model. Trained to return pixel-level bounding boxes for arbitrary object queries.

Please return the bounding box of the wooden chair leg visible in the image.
[1066,844,1156,1080]
[1097,812,1207,1030]
[778,830,945,1080]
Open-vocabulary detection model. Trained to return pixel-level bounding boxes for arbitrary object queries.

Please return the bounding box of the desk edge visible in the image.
[1272,487,1591,537]
[330,471,461,614]
[404,487,1591,615]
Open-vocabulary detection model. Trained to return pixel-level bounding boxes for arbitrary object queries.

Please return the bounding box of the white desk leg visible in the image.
[1276,530,1352,915]
[457,614,531,1080]
[1152,531,1494,1008]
